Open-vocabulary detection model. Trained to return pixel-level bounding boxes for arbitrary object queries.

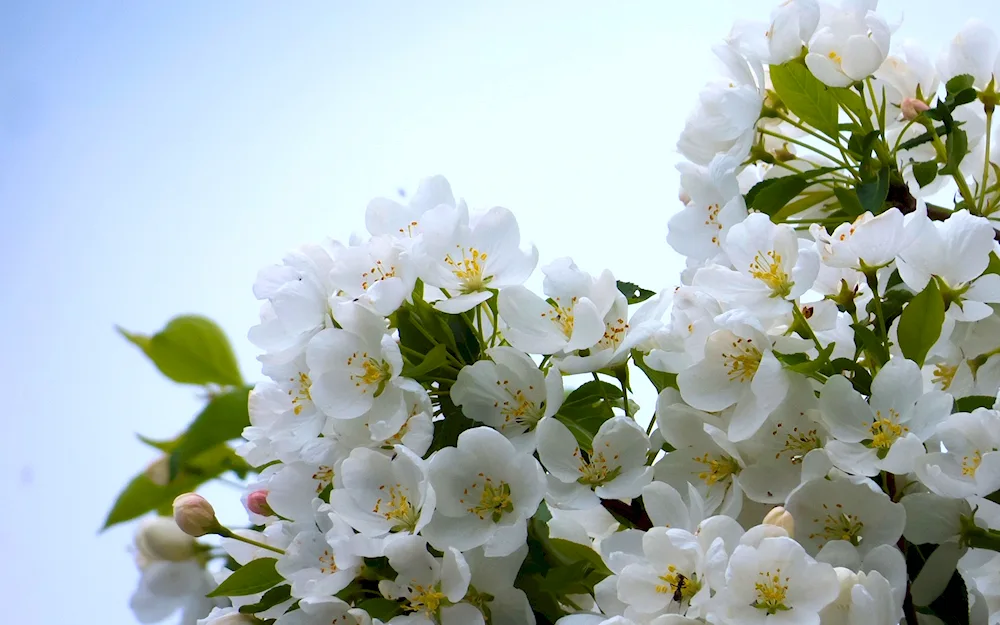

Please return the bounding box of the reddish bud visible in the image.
[246,490,274,517]
[901,97,930,121]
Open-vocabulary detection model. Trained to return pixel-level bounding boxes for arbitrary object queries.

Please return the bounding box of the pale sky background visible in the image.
[1,1,996,623]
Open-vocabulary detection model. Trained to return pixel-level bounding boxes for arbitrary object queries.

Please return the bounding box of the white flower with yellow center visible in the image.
[306,302,406,420]
[693,213,819,320]
[328,445,435,537]
[273,598,371,625]
[654,391,747,518]
[499,257,617,356]
[422,427,546,557]
[804,4,891,87]
[915,406,1000,498]
[809,209,906,272]
[819,358,952,477]
[677,317,790,442]
[262,438,344,522]
[451,346,564,451]
[817,567,902,625]
[378,536,482,625]
[366,174,459,241]
[329,235,416,316]
[716,536,839,625]
[785,476,905,557]
[668,154,747,263]
[418,204,537,314]
[538,415,653,509]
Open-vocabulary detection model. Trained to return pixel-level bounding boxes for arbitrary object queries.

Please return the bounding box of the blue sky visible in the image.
[1,1,995,623]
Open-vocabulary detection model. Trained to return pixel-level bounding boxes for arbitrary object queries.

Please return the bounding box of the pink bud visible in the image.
[901,97,930,121]
[172,493,220,537]
[246,490,274,517]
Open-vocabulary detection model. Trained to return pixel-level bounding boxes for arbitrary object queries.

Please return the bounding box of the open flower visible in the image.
[423,427,546,556]
[915,407,1000,498]
[819,358,952,476]
[419,205,537,313]
[538,415,653,508]
[805,3,891,87]
[378,536,480,625]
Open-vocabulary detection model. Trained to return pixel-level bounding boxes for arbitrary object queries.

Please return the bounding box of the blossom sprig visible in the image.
[104,2,1000,625]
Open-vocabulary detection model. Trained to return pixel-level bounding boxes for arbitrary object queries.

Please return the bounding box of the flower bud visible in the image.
[246,490,274,517]
[134,516,197,565]
[763,506,795,537]
[901,97,930,121]
[172,493,220,537]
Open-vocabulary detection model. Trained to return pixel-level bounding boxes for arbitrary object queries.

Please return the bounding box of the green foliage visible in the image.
[357,598,401,621]
[238,585,291,614]
[103,444,250,529]
[554,380,621,448]
[118,315,243,387]
[769,60,840,137]
[168,387,252,479]
[897,279,945,367]
[400,343,450,380]
[955,395,994,412]
[208,558,283,597]
[907,543,970,625]
[912,160,938,188]
[617,280,656,305]
[855,166,890,214]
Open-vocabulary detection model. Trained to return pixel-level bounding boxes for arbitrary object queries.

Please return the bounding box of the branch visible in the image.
[600,498,652,530]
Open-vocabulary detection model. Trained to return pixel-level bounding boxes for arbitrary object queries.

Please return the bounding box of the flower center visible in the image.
[810,504,864,546]
[827,50,843,67]
[963,450,984,476]
[461,474,514,522]
[721,337,762,383]
[540,296,577,339]
[407,584,447,616]
[703,202,724,246]
[288,371,312,415]
[774,424,822,464]
[347,351,392,396]
[870,409,907,450]
[655,566,701,603]
[318,549,338,575]
[748,249,793,298]
[932,363,958,390]
[752,568,791,614]
[694,453,741,486]
[445,246,490,293]
[374,484,420,532]
[575,447,623,486]
[312,465,334,493]
[360,259,397,290]
[495,383,543,432]
[397,220,419,237]
[597,317,629,351]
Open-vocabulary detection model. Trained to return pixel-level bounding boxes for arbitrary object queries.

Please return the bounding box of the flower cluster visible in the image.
[108,1,1000,625]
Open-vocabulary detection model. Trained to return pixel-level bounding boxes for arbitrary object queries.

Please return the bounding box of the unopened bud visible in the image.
[901,97,930,121]
[134,516,196,564]
[763,506,795,537]
[172,493,220,537]
[246,490,274,517]
[144,456,170,487]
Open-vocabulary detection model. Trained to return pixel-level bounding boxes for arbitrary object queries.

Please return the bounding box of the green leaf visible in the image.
[546,538,612,577]
[208,558,283,597]
[446,308,482,365]
[834,187,866,217]
[168,387,251,479]
[102,444,248,529]
[748,176,809,217]
[632,350,677,393]
[912,160,939,188]
[554,380,620,448]
[897,279,945,367]
[770,60,840,137]
[899,124,950,151]
[775,343,835,376]
[940,127,969,175]
[946,74,975,96]
[832,87,871,131]
[401,343,449,379]
[851,322,888,369]
[238,585,291,614]
[984,252,1000,276]
[617,280,655,305]
[856,166,890,213]
[137,434,178,453]
[825,358,873,395]
[955,395,994,413]
[427,394,476,455]
[358,598,401,621]
[118,315,243,386]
